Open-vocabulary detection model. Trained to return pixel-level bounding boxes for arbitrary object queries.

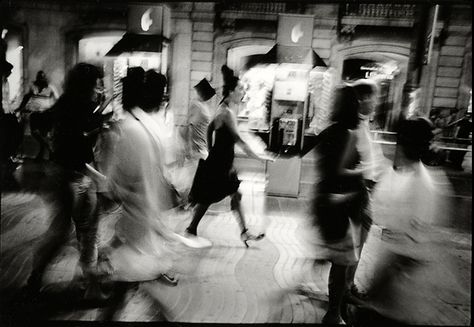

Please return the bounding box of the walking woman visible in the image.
[312,85,368,324]
[185,65,271,247]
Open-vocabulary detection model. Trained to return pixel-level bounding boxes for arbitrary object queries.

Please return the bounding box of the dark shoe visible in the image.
[240,229,265,248]
[185,227,196,236]
[322,311,346,325]
[348,284,369,302]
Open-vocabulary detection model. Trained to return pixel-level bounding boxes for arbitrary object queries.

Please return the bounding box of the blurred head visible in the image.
[139,69,167,113]
[122,66,145,111]
[221,65,243,104]
[35,70,48,88]
[350,78,378,117]
[396,118,434,162]
[330,85,360,130]
[194,78,216,102]
[64,63,103,104]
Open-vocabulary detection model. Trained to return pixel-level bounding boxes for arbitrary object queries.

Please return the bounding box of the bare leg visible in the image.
[231,192,264,247]
[186,203,210,235]
[230,192,246,232]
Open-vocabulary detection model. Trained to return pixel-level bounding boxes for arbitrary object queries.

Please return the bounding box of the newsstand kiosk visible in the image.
[265,14,318,197]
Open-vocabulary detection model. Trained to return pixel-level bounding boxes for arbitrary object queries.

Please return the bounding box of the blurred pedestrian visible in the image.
[346,118,458,325]
[184,65,271,247]
[24,63,104,298]
[311,85,368,324]
[346,78,389,296]
[17,70,58,160]
[1,59,22,190]
[175,78,215,204]
[98,69,191,284]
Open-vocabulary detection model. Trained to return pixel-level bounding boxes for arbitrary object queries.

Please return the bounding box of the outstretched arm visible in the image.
[223,109,271,162]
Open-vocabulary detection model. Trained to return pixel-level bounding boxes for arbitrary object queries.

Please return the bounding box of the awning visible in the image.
[105,33,169,56]
[244,45,327,71]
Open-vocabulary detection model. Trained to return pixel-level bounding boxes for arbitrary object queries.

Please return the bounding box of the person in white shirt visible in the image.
[347,118,461,326]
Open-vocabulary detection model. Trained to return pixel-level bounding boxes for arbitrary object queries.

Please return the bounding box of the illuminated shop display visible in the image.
[307,66,337,135]
[3,28,23,112]
[240,64,277,131]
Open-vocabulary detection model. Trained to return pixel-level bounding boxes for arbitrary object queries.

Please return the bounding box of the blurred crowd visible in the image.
[0,53,469,325]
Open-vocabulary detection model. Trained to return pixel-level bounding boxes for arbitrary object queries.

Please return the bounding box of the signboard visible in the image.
[277,14,314,48]
[128,5,170,38]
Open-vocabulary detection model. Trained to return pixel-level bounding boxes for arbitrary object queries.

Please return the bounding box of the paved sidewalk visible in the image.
[0,161,471,324]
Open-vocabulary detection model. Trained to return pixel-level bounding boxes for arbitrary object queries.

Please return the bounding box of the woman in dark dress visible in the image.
[312,85,368,324]
[185,65,271,247]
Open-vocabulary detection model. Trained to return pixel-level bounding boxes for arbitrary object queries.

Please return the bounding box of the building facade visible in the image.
[2,1,472,129]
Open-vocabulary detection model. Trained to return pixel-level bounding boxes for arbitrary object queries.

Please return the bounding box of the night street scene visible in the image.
[0,1,471,326]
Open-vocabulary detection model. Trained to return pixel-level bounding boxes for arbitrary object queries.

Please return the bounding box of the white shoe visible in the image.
[176,232,212,248]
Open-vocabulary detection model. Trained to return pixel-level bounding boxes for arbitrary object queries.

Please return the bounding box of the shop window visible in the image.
[78,32,124,112]
[343,58,402,131]
[227,45,273,75]
[226,44,274,133]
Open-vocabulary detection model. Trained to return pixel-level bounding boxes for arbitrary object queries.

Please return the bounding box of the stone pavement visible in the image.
[0,160,471,325]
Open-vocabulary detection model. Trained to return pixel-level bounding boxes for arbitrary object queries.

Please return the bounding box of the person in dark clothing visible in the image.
[311,85,368,324]
[25,63,105,298]
[1,59,22,190]
[17,70,58,160]
[184,65,272,247]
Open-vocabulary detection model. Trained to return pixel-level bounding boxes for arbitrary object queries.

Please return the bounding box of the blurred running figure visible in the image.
[99,69,191,284]
[24,63,104,297]
[184,65,272,247]
[311,85,368,324]
[347,118,458,325]
[346,78,389,297]
[175,78,215,203]
[17,70,58,160]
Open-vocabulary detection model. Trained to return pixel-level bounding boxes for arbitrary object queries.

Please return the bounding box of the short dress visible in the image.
[189,112,240,205]
[312,123,369,265]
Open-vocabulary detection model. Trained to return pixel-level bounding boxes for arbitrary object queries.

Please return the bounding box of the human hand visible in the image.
[260,152,277,162]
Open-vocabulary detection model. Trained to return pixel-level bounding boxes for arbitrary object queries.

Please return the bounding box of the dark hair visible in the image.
[139,69,167,112]
[330,85,360,129]
[397,118,434,161]
[63,63,103,101]
[221,65,239,98]
[122,66,145,111]
[351,79,378,100]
